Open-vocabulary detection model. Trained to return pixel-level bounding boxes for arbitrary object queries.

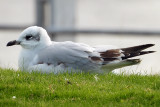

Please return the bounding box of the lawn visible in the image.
[0,68,160,107]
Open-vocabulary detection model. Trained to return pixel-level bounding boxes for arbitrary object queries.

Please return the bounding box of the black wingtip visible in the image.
[148,51,156,53]
[140,51,156,55]
[143,44,155,47]
[121,44,155,60]
[136,44,155,49]
[121,43,155,52]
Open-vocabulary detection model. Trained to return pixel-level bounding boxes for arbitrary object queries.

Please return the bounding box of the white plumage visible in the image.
[7,26,155,74]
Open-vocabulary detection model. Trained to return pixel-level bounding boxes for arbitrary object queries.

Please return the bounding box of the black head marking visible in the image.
[35,35,40,41]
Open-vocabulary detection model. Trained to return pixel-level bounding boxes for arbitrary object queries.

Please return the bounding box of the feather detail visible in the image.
[121,44,155,59]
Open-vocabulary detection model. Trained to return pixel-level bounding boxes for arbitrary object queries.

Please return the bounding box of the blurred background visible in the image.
[0,0,159,74]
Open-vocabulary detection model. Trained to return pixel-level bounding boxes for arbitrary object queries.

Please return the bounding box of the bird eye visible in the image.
[25,35,33,40]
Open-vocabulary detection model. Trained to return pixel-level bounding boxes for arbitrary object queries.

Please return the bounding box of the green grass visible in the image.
[0,68,160,107]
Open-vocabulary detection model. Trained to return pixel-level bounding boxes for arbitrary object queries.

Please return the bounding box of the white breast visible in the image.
[18,49,36,71]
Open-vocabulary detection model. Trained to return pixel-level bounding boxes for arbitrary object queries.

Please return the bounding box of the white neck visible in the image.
[18,42,51,71]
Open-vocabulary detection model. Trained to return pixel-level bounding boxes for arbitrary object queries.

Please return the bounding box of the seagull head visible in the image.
[7,26,52,49]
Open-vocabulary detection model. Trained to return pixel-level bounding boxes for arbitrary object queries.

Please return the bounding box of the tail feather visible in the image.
[102,59,141,72]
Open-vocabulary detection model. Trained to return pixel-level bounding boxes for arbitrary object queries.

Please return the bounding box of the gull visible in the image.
[7,26,155,74]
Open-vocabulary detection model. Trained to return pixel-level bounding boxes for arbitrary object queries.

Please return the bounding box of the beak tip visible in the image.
[6,42,12,47]
[6,40,18,47]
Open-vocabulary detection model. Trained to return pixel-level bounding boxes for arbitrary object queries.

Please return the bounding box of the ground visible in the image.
[0,68,160,107]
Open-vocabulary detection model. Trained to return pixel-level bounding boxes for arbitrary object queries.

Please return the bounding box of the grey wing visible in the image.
[33,41,103,71]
